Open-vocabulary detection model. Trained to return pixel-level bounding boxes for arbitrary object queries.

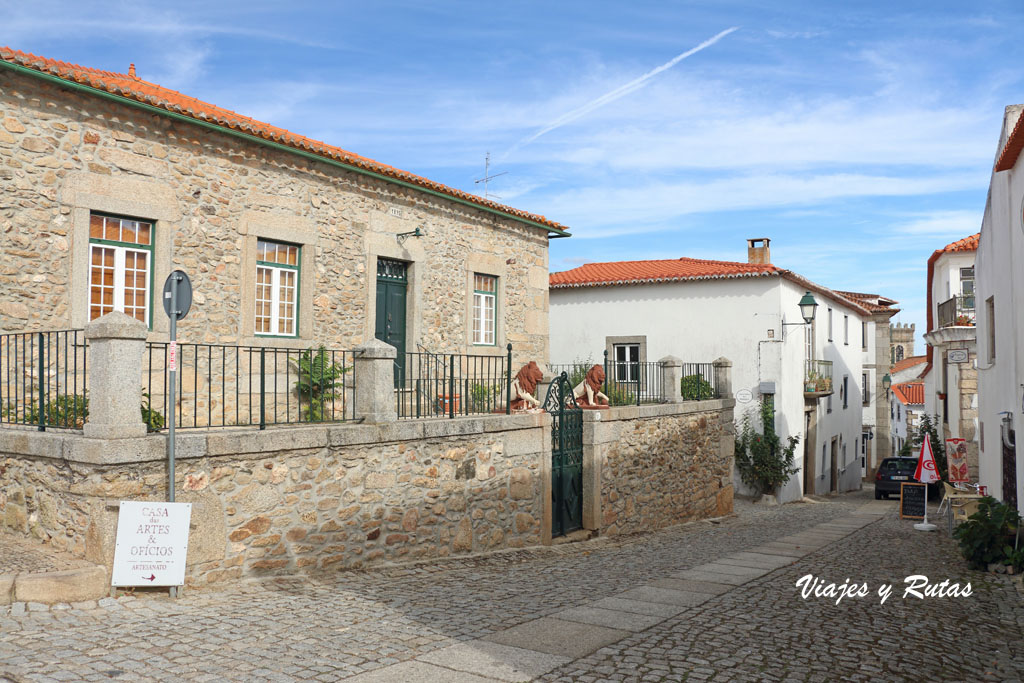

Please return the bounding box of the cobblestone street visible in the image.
[2,488,1022,682]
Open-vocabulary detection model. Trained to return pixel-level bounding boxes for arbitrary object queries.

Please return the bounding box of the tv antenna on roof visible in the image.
[474,152,508,200]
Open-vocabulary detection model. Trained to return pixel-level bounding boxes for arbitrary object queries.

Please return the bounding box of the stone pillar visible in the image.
[659,355,682,402]
[354,338,397,423]
[713,357,733,399]
[83,311,148,439]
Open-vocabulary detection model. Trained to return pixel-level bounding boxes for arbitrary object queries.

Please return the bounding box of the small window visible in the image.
[827,393,832,414]
[255,239,299,336]
[828,308,833,341]
[843,375,849,409]
[472,274,497,345]
[986,296,996,361]
[89,213,154,325]
[861,321,868,350]
[862,373,870,406]
[843,315,849,345]
[614,343,640,382]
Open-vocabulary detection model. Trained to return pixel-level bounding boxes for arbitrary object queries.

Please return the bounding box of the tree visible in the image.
[734,399,800,497]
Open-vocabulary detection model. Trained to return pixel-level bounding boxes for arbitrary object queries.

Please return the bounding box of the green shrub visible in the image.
[681,374,714,401]
[292,346,349,422]
[141,392,165,431]
[953,496,1021,570]
[734,400,800,497]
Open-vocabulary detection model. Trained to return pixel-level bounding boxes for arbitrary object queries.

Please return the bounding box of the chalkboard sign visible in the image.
[900,483,927,520]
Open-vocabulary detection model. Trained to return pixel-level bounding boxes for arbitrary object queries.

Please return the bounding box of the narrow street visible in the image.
[2,489,1022,682]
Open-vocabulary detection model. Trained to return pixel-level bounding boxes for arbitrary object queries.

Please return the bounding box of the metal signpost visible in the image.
[161,270,192,597]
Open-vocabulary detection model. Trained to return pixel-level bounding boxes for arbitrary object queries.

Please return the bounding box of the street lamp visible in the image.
[783,291,819,329]
[797,292,818,324]
[882,373,892,398]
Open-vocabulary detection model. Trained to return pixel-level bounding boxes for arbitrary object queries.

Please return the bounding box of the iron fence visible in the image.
[937,295,975,328]
[550,357,720,404]
[0,330,88,431]
[144,343,356,429]
[397,346,512,419]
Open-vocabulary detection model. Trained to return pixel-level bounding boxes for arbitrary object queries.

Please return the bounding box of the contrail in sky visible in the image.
[502,26,739,160]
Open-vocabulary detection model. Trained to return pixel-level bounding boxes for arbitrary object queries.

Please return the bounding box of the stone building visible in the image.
[0,47,564,366]
[890,323,916,364]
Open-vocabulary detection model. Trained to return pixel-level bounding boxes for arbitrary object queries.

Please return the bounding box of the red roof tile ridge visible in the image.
[0,46,566,233]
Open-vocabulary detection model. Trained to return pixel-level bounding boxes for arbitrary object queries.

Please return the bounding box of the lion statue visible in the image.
[504,361,543,411]
[573,365,610,407]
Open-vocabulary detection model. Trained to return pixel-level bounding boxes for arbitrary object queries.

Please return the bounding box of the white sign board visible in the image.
[111,501,192,587]
[948,349,969,364]
[735,389,753,403]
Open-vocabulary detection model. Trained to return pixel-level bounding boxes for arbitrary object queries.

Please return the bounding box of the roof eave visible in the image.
[0,56,571,238]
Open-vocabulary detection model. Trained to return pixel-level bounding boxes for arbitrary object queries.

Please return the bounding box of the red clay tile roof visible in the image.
[549,258,780,287]
[996,110,1024,172]
[892,382,924,406]
[939,233,980,253]
[0,47,568,235]
[891,355,926,374]
[549,257,873,315]
[835,290,900,315]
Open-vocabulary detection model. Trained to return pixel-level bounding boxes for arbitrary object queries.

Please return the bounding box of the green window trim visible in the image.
[88,213,156,330]
[472,273,497,346]
[254,240,301,338]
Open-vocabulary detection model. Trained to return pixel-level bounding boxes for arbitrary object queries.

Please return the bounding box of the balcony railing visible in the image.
[937,295,975,328]
[804,359,833,398]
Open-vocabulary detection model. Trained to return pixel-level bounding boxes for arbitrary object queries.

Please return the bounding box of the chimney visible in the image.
[129,63,137,79]
[747,238,771,264]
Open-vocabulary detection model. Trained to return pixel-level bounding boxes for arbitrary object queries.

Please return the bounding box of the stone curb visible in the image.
[0,565,108,606]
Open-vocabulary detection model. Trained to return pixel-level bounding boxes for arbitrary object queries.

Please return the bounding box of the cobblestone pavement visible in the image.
[2,489,1022,682]
[0,532,95,575]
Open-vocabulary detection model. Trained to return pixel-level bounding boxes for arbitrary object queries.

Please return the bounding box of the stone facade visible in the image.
[585,401,735,536]
[890,323,915,363]
[0,415,547,585]
[0,67,550,363]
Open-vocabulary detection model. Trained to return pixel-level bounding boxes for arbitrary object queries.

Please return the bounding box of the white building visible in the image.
[890,355,926,385]
[549,239,877,503]
[891,382,924,456]
[976,104,1024,512]
[921,233,980,480]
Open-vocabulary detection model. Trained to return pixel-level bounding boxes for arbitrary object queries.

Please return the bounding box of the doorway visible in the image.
[375,258,408,386]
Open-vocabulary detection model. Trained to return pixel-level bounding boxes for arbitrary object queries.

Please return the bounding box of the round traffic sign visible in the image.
[162,270,193,321]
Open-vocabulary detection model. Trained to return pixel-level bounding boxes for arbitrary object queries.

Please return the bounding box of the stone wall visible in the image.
[0,67,550,362]
[584,401,735,536]
[0,415,547,586]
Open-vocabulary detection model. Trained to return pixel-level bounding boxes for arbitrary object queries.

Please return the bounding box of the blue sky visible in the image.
[6,0,1023,347]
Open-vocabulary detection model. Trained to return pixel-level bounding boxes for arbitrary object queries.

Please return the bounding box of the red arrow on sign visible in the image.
[142,574,156,582]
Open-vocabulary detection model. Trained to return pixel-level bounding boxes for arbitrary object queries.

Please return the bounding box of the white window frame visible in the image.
[254,240,300,337]
[614,343,640,382]
[88,214,153,327]
[472,274,497,346]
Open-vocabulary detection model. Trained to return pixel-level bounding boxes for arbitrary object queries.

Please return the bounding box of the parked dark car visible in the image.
[874,457,919,499]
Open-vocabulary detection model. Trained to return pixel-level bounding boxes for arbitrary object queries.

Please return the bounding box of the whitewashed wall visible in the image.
[976,113,1024,509]
[550,274,867,503]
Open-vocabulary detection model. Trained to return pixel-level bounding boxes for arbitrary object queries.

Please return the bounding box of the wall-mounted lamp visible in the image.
[396,227,423,244]
[1000,411,1016,449]
[882,373,892,398]
[782,292,819,333]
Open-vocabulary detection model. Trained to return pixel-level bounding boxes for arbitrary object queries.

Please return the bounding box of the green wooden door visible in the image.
[375,259,407,386]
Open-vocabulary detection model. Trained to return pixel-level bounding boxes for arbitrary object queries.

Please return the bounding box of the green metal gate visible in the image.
[544,372,583,537]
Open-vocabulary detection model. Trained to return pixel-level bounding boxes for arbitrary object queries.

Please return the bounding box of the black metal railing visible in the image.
[679,362,719,400]
[937,295,975,328]
[397,345,512,419]
[804,359,833,395]
[0,330,88,431]
[144,343,356,429]
[551,357,720,405]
